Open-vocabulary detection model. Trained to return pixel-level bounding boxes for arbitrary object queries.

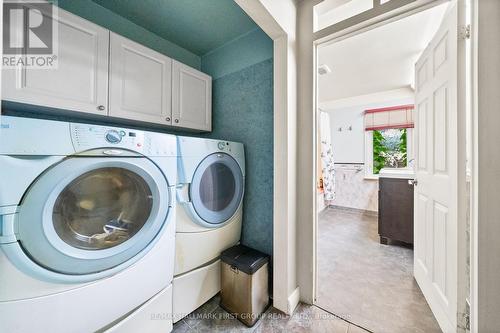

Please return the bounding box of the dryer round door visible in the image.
[189,152,244,227]
[16,156,171,276]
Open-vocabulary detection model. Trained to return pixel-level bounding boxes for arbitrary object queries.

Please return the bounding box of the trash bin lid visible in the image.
[221,245,269,275]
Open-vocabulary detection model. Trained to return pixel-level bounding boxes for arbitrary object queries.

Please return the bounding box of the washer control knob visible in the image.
[105,130,122,144]
[217,142,225,150]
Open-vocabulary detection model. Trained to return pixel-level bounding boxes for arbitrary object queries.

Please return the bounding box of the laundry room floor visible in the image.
[316,207,441,333]
[172,295,369,333]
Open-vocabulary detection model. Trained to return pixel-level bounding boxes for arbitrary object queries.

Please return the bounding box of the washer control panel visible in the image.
[70,123,175,156]
[217,141,232,152]
[105,130,123,144]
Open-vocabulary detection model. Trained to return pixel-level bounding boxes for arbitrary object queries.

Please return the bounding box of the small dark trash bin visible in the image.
[220,245,270,327]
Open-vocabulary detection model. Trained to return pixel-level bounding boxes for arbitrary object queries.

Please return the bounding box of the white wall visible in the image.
[259,0,300,315]
[235,0,299,314]
[326,96,415,162]
[315,0,374,31]
[320,88,414,164]
[320,90,414,212]
[326,108,365,163]
[296,0,320,306]
[476,0,500,331]
[321,88,414,164]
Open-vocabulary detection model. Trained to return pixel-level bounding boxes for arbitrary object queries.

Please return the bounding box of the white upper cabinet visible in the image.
[2,8,212,131]
[108,33,173,125]
[172,61,212,131]
[2,9,109,116]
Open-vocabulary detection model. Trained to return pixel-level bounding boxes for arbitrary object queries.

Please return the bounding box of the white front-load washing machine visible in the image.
[173,136,244,321]
[0,116,177,333]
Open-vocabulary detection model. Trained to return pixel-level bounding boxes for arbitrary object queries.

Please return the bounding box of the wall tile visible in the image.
[329,164,378,212]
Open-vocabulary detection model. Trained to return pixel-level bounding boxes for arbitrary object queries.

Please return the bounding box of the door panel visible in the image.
[16,157,170,276]
[414,4,458,332]
[417,100,428,170]
[189,153,244,226]
[415,193,429,270]
[2,8,109,115]
[109,33,172,125]
[52,167,154,250]
[172,60,212,131]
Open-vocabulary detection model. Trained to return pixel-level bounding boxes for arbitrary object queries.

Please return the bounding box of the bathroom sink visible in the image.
[379,168,415,179]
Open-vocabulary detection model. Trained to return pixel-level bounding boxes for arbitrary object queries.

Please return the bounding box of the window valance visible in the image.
[364,104,414,131]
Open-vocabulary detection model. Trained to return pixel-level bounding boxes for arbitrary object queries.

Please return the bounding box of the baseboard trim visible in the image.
[328,205,378,217]
[287,287,300,314]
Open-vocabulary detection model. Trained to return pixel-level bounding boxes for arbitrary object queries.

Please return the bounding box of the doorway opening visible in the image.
[315,1,469,332]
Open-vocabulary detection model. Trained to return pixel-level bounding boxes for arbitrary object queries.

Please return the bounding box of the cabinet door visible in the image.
[172,61,211,131]
[378,178,414,244]
[109,33,172,125]
[2,8,109,116]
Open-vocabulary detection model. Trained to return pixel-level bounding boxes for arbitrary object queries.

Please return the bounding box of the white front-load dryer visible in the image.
[173,136,244,321]
[0,116,177,333]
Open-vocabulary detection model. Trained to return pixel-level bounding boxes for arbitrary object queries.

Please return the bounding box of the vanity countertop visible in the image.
[379,168,415,179]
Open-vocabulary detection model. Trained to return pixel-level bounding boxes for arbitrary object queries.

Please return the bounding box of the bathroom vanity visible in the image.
[378,168,415,245]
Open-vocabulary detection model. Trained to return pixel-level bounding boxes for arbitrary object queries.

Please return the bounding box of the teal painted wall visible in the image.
[201,28,273,80]
[202,30,274,256]
[52,0,201,69]
[90,0,258,56]
[206,59,273,256]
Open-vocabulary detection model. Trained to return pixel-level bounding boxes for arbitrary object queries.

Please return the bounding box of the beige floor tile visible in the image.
[316,208,441,333]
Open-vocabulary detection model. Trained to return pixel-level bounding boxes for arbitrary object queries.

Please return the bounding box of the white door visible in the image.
[2,8,109,116]
[109,33,172,126]
[172,60,212,131]
[414,4,458,332]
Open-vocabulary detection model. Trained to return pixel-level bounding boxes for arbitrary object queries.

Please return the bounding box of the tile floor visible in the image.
[316,207,441,333]
[172,207,441,333]
[172,295,370,333]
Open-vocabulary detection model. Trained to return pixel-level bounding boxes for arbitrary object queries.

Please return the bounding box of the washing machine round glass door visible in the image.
[190,152,244,226]
[16,155,171,275]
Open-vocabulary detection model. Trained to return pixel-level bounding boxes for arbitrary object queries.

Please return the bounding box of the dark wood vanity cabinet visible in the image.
[378,177,414,245]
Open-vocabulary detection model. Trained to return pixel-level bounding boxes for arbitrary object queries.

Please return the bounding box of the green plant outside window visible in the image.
[373,128,407,174]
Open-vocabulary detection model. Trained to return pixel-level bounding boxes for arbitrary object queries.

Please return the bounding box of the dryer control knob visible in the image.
[217,142,225,150]
[105,130,122,144]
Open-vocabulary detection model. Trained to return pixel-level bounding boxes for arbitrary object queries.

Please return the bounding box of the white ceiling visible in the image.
[317,2,449,104]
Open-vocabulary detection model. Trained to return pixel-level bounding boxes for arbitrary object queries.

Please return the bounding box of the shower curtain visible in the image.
[319,111,336,201]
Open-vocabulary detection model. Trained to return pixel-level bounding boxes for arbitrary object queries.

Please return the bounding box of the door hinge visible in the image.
[460,24,471,40]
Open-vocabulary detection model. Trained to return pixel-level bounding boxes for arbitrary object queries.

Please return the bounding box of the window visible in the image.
[364,105,414,178]
[314,0,416,33]
[373,128,407,174]
[365,128,413,177]
[315,0,374,31]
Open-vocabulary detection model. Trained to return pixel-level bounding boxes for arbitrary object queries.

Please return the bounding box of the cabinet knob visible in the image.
[165,117,171,122]
[408,179,418,186]
[97,105,105,111]
[174,119,179,123]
